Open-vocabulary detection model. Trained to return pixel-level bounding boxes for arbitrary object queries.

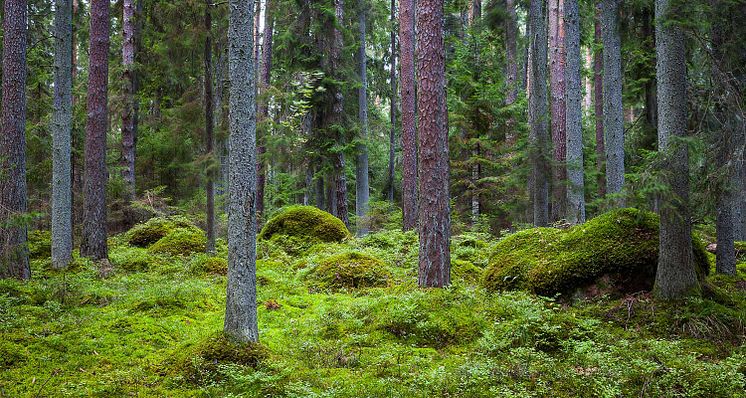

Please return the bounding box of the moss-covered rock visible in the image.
[149,228,207,256]
[124,216,198,248]
[259,205,350,244]
[482,208,710,296]
[306,251,391,290]
[176,333,269,384]
[27,230,51,259]
[188,255,228,275]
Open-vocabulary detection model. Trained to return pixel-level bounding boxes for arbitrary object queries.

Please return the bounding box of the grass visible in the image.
[1,227,745,397]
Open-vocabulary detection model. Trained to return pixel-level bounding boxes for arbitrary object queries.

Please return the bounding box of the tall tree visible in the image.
[80,0,110,261]
[594,5,605,197]
[121,0,138,203]
[257,0,274,220]
[205,0,216,254]
[417,0,450,287]
[400,0,417,231]
[565,0,585,223]
[549,0,567,221]
[601,0,624,199]
[387,0,397,203]
[0,0,30,279]
[504,0,518,145]
[528,0,550,226]
[224,0,259,343]
[51,0,74,270]
[331,0,349,227]
[356,0,371,236]
[653,0,698,299]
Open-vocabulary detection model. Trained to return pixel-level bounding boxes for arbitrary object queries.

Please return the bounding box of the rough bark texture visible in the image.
[583,47,593,112]
[52,0,74,270]
[601,0,624,199]
[224,0,259,343]
[528,0,550,227]
[121,0,137,202]
[564,0,585,224]
[257,0,274,219]
[400,0,417,231]
[654,0,698,299]
[416,0,450,287]
[0,0,30,279]
[205,1,216,254]
[331,0,349,227]
[388,0,397,203]
[504,0,518,145]
[81,0,110,261]
[594,6,605,197]
[549,0,567,222]
[356,1,371,236]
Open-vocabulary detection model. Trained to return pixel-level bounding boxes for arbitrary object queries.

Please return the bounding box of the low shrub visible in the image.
[27,230,51,259]
[149,228,207,256]
[305,251,391,290]
[125,216,199,248]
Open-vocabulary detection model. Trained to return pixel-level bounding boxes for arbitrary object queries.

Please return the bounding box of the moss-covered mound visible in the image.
[482,208,710,296]
[306,251,391,290]
[176,333,269,384]
[125,216,199,248]
[258,206,350,244]
[149,228,207,256]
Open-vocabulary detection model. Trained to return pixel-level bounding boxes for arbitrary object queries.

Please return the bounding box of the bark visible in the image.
[594,5,605,197]
[121,0,137,202]
[356,1,370,236]
[549,0,567,221]
[400,0,417,231]
[81,0,110,261]
[51,0,73,270]
[329,0,349,227]
[387,0,397,203]
[0,0,29,279]
[583,47,593,113]
[528,0,550,227]
[653,0,698,299]
[416,0,450,287]
[468,0,481,25]
[205,1,216,254]
[504,0,518,145]
[224,0,259,343]
[601,0,624,199]
[641,7,657,129]
[257,0,274,218]
[565,0,585,223]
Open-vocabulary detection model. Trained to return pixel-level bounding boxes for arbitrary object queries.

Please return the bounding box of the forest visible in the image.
[0,0,745,396]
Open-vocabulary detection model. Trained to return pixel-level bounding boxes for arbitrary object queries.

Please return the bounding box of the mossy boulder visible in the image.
[149,228,207,256]
[482,208,710,296]
[259,206,350,244]
[125,216,199,248]
[27,230,51,259]
[176,333,269,384]
[306,251,391,290]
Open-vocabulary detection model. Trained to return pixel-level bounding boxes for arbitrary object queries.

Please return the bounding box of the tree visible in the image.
[224,0,259,343]
[0,0,29,280]
[528,0,550,226]
[416,0,450,287]
[81,0,110,262]
[400,0,417,231]
[121,0,138,203]
[331,0,349,227]
[387,0,397,203]
[564,0,585,223]
[594,4,605,197]
[653,0,698,299]
[356,0,371,236]
[601,0,624,200]
[504,0,518,145]
[549,0,567,221]
[205,0,216,254]
[51,0,74,270]
[257,0,275,220]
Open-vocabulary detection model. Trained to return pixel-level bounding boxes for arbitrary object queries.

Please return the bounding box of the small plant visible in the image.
[305,251,391,290]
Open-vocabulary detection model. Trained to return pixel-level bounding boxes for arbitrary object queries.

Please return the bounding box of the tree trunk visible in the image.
[356,1,371,236]
[257,0,274,219]
[601,0,624,200]
[330,0,349,227]
[653,0,698,299]
[0,0,29,279]
[121,0,137,203]
[388,0,397,203]
[81,0,110,261]
[583,47,593,112]
[416,0,450,287]
[205,1,216,254]
[564,0,585,224]
[505,0,518,145]
[51,0,74,270]
[528,0,550,227]
[594,5,605,197]
[224,0,258,343]
[641,6,657,130]
[549,0,567,222]
[400,0,418,231]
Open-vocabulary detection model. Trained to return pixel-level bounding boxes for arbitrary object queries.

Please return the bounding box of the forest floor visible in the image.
[1,227,745,397]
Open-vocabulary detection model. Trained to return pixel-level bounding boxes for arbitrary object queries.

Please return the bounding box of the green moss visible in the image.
[451,260,483,284]
[175,333,269,384]
[110,247,154,272]
[125,216,199,248]
[258,205,350,244]
[482,208,710,296]
[149,228,207,256]
[188,255,228,275]
[27,230,51,259]
[306,251,391,290]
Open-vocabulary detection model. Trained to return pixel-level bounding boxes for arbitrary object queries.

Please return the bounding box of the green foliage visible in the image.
[174,332,269,384]
[188,254,228,275]
[483,208,710,295]
[110,246,154,272]
[27,229,51,259]
[149,228,207,256]
[259,205,351,243]
[305,251,391,291]
[124,215,199,248]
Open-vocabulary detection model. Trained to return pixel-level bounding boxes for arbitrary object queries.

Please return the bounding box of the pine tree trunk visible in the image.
[549,0,567,222]
[505,0,518,145]
[654,0,698,299]
[387,0,397,204]
[356,1,371,236]
[564,0,585,224]
[400,0,418,231]
[121,0,137,204]
[528,0,550,227]
[594,6,605,197]
[583,47,593,112]
[81,0,110,261]
[205,1,216,254]
[257,0,274,219]
[416,0,450,287]
[331,0,349,227]
[601,0,624,200]
[0,0,30,279]
[224,0,258,343]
